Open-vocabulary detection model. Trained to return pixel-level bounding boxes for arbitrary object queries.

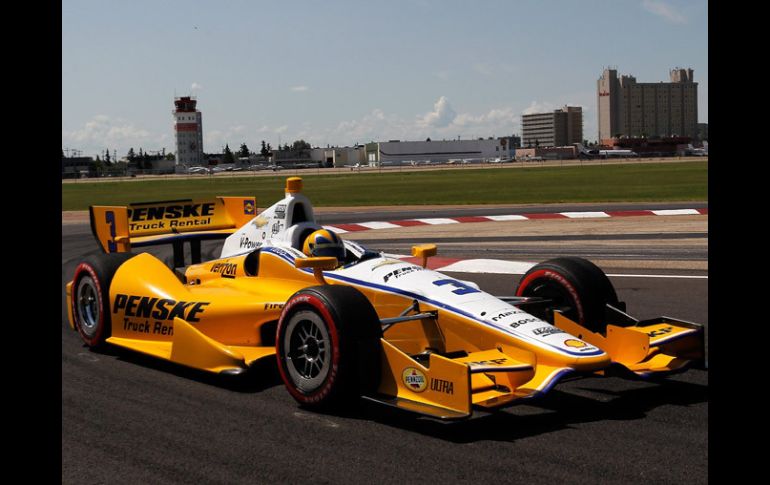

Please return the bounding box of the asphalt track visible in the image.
[61,209,707,485]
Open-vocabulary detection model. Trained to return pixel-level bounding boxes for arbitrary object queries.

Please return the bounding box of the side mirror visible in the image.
[295,257,338,284]
[411,244,437,268]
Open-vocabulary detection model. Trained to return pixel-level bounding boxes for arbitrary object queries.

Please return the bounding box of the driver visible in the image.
[302,229,346,265]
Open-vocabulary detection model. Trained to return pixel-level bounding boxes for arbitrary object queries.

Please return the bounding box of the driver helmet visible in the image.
[302,229,346,261]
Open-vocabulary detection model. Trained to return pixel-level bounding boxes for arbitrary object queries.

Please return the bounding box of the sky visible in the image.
[62,0,708,158]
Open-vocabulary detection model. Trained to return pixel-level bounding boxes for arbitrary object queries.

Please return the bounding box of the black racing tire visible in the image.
[275,285,382,410]
[515,257,619,334]
[71,252,135,348]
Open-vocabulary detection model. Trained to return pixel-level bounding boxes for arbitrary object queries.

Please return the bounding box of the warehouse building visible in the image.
[364,138,515,165]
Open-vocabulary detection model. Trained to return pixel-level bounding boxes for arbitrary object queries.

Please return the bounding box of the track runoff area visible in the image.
[61,203,707,484]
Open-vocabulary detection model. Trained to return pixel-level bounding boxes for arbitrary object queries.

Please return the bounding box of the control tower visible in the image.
[173,96,204,166]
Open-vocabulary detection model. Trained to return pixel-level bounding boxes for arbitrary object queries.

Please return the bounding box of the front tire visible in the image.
[516,257,619,334]
[71,253,135,348]
[276,285,382,410]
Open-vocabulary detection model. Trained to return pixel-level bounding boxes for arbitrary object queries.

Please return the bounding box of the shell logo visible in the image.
[402,367,427,393]
[564,339,587,348]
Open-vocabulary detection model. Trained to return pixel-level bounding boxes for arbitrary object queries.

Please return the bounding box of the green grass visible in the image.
[62,161,707,210]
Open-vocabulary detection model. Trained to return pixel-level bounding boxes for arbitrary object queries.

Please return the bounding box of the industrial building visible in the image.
[173,96,205,167]
[597,68,698,141]
[521,106,583,148]
[364,138,515,165]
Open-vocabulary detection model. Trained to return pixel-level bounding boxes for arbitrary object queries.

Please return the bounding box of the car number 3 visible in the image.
[432,279,480,295]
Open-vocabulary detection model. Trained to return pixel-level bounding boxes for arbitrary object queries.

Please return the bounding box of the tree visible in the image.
[165,152,175,161]
[239,143,250,158]
[93,155,104,174]
[260,140,268,157]
[104,149,111,165]
[127,148,136,161]
[291,139,311,151]
[223,144,235,164]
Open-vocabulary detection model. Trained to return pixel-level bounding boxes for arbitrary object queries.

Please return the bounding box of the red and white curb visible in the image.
[324,208,708,234]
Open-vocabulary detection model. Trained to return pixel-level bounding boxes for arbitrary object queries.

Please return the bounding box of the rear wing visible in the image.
[90,196,256,267]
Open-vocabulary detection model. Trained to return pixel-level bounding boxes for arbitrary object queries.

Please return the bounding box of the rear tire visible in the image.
[71,253,135,348]
[515,257,619,333]
[276,285,382,410]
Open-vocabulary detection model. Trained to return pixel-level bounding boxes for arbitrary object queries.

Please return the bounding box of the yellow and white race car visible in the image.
[66,177,706,419]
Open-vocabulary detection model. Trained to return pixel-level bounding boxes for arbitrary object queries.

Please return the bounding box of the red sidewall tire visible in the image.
[516,257,619,333]
[516,268,586,325]
[276,292,341,405]
[72,262,108,347]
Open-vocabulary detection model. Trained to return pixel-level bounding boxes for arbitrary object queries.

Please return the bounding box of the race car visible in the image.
[66,177,706,419]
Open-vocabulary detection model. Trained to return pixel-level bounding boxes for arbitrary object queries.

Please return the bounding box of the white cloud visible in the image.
[522,100,557,115]
[434,70,450,81]
[419,96,457,128]
[642,0,687,24]
[62,114,164,156]
[290,85,309,92]
[191,82,203,92]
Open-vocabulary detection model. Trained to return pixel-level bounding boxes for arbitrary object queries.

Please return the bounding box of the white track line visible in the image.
[560,211,611,218]
[484,215,530,221]
[651,209,701,216]
[356,221,403,230]
[605,273,708,279]
[323,225,348,233]
[413,218,460,225]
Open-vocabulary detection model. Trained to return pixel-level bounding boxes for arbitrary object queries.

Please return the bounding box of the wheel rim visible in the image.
[282,310,332,392]
[76,275,100,338]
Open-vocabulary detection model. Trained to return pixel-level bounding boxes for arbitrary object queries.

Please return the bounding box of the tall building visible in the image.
[521,106,583,148]
[173,96,204,166]
[597,67,698,142]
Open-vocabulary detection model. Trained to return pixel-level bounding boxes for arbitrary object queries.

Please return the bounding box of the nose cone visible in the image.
[568,351,611,372]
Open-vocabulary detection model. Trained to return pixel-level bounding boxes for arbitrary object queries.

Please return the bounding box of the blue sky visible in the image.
[62,0,708,157]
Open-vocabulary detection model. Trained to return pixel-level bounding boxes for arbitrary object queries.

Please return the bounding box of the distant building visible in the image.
[601,136,691,157]
[515,146,577,160]
[597,67,698,141]
[61,156,95,179]
[697,123,708,141]
[365,137,515,165]
[522,106,583,148]
[173,96,204,167]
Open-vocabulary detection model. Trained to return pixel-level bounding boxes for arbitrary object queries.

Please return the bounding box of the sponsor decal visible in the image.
[402,367,427,393]
[271,221,283,236]
[564,339,587,348]
[509,317,539,329]
[533,326,566,337]
[648,326,673,338]
[467,358,509,367]
[113,294,210,322]
[122,318,175,336]
[490,309,524,322]
[275,204,287,219]
[210,261,237,278]
[128,203,216,222]
[239,236,261,250]
[114,294,210,336]
[264,303,284,311]
[252,216,269,228]
[430,378,454,395]
[383,265,422,282]
[243,200,256,215]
